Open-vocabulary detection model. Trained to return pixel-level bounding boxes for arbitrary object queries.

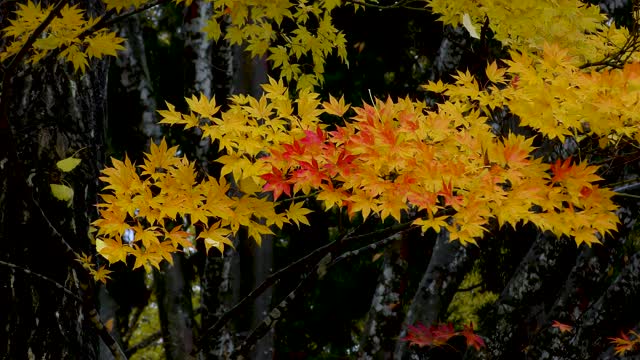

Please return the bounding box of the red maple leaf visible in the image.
[281,140,306,160]
[292,159,330,187]
[402,322,456,348]
[260,166,291,200]
[324,150,357,177]
[461,322,485,350]
[300,126,325,148]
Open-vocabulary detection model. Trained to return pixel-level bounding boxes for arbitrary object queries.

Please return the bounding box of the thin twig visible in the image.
[125,330,162,357]
[329,230,406,267]
[229,227,415,358]
[193,230,350,352]
[0,259,82,302]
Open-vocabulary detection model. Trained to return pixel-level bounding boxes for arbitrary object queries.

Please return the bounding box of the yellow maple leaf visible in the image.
[261,76,288,98]
[186,93,221,119]
[413,215,449,233]
[91,265,113,284]
[96,237,129,265]
[199,222,234,254]
[59,45,88,72]
[421,80,449,94]
[485,61,507,84]
[347,191,378,220]
[217,154,253,181]
[317,184,347,210]
[158,102,185,126]
[129,245,163,271]
[322,95,350,117]
[246,221,274,245]
[285,201,312,227]
[164,226,193,249]
[379,192,406,222]
[85,30,125,59]
[140,138,180,177]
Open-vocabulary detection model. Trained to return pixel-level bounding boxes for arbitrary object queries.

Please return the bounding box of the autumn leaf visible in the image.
[91,265,113,284]
[285,201,312,227]
[402,322,456,348]
[96,237,129,265]
[164,225,193,249]
[322,95,350,116]
[609,330,640,356]
[347,191,378,220]
[198,222,234,254]
[551,320,573,333]
[414,215,449,233]
[261,166,291,200]
[421,80,448,94]
[485,61,507,84]
[85,30,125,58]
[461,322,485,350]
[462,13,480,39]
[158,102,185,126]
[140,138,180,177]
[186,93,221,119]
[50,184,74,202]
[56,157,82,172]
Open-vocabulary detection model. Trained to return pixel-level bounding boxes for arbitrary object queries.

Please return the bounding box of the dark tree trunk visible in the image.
[0,4,109,357]
[198,42,270,359]
[156,253,196,359]
[395,230,477,359]
[359,240,409,359]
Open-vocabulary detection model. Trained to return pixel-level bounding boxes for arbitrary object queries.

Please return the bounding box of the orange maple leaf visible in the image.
[609,330,640,356]
[439,179,464,209]
[461,322,485,350]
[551,320,573,333]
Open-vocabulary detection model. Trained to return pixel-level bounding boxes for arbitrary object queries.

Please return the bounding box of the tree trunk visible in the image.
[230,44,274,360]
[464,232,577,360]
[199,41,270,359]
[114,13,161,141]
[0,3,109,357]
[156,253,196,359]
[394,230,477,359]
[359,238,409,359]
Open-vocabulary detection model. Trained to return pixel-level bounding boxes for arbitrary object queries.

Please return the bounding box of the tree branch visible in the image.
[0,259,82,302]
[0,0,70,130]
[125,330,162,357]
[193,229,351,352]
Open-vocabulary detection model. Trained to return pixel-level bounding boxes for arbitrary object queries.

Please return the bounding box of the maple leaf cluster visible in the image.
[93,65,623,269]
[94,84,317,270]
[402,322,485,351]
[428,0,631,64]
[609,330,640,356]
[1,2,125,72]
[201,0,347,89]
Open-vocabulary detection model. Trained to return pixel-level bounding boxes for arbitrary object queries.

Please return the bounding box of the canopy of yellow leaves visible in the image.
[1,2,125,72]
[94,69,622,269]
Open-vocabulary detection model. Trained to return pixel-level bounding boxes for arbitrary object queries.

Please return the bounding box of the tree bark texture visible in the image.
[0,2,109,357]
[359,238,409,360]
[395,230,477,360]
[156,252,196,359]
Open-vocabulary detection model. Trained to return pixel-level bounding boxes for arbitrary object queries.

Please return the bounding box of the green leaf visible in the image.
[56,157,82,172]
[51,184,74,202]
